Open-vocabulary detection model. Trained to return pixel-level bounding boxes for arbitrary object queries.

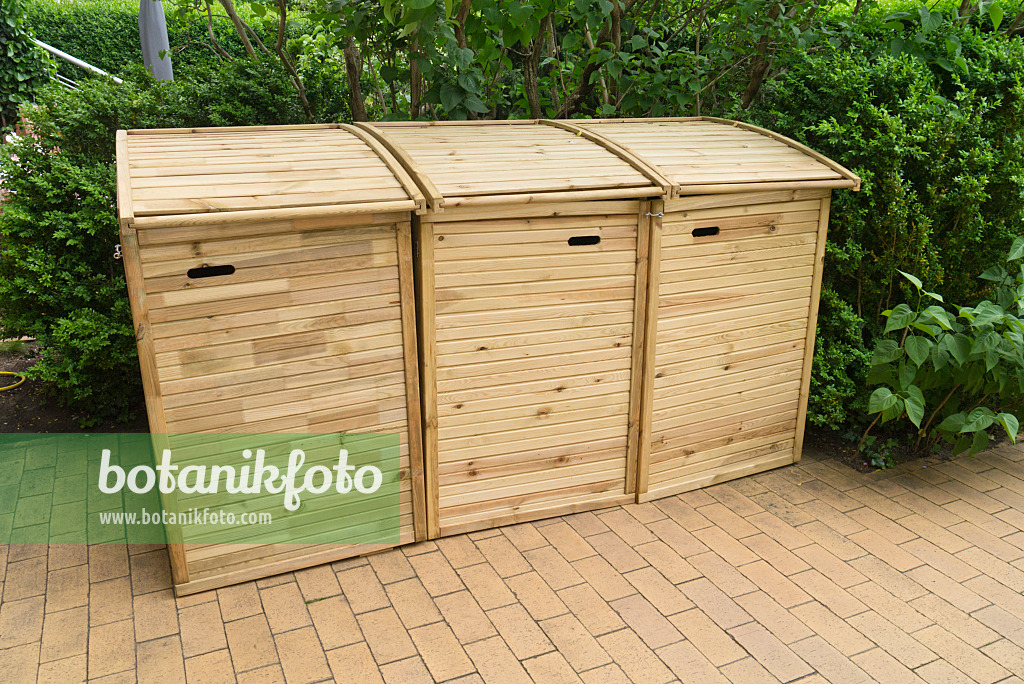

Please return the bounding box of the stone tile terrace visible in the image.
[3,445,1024,683]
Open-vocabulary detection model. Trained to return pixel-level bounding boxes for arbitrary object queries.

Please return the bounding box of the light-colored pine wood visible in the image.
[397,221,427,541]
[355,122,445,211]
[415,217,441,539]
[118,224,188,585]
[794,195,832,462]
[118,119,856,594]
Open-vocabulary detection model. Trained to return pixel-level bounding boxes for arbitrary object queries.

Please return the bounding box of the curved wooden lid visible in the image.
[117,124,423,228]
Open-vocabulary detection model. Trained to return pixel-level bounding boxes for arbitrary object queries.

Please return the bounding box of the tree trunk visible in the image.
[343,36,368,121]
[522,28,544,119]
[555,0,640,118]
[740,1,781,109]
[410,35,421,119]
[454,0,472,49]
[218,0,257,59]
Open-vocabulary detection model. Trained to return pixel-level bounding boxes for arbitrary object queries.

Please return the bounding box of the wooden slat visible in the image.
[794,195,831,462]
[356,123,445,211]
[397,221,427,541]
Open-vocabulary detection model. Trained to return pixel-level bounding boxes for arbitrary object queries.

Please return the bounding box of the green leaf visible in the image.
[996,413,1019,441]
[990,2,1004,30]
[962,407,996,432]
[872,339,904,365]
[439,82,463,111]
[981,265,1008,282]
[868,387,897,414]
[948,334,972,365]
[952,434,972,456]
[919,7,943,32]
[905,336,933,367]
[969,429,990,457]
[936,412,967,432]
[1010,236,1024,261]
[884,303,916,334]
[905,394,925,428]
[462,94,489,113]
[898,270,923,290]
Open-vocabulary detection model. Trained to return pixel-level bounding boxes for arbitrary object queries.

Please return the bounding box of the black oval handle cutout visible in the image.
[187,265,236,279]
[692,226,720,237]
[568,235,601,246]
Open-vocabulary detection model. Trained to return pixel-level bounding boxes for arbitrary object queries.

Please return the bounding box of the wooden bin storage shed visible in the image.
[117,117,858,592]
[115,124,428,595]
[568,117,860,501]
[355,116,858,537]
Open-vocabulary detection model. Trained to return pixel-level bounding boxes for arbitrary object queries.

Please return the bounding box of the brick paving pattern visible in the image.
[4,444,1024,683]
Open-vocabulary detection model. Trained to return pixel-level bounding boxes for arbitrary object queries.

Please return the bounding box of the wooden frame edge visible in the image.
[131,200,419,229]
[118,224,188,585]
[354,122,446,212]
[396,221,428,541]
[700,116,862,191]
[635,200,663,498]
[115,130,134,227]
[794,194,832,462]
[540,119,674,199]
[624,201,652,496]
[414,216,441,539]
[341,124,428,214]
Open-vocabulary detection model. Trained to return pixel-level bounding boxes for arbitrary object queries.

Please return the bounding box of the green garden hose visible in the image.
[0,371,26,391]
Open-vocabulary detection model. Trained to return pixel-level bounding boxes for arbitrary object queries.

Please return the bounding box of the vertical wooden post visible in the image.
[794,194,832,462]
[624,202,651,495]
[396,221,427,541]
[414,216,440,539]
[117,130,189,586]
[635,200,663,501]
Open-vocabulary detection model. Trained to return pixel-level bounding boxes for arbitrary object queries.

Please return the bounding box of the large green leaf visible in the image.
[884,303,916,333]
[905,336,933,367]
[867,387,897,414]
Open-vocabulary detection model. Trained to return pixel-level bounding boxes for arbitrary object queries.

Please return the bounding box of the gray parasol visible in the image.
[139,0,173,81]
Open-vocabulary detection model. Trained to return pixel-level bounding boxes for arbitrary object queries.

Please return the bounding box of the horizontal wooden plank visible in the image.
[436,357,632,394]
[438,323,632,361]
[659,265,814,297]
[653,380,801,428]
[432,239,636,262]
[431,200,640,223]
[653,364,804,410]
[134,187,410,216]
[657,232,816,263]
[651,442,794,486]
[438,389,629,429]
[440,461,625,506]
[655,337,805,380]
[651,399,799,451]
[436,309,634,342]
[658,283,812,320]
[439,423,629,463]
[156,327,403,370]
[148,278,401,324]
[439,378,631,418]
[151,291,400,341]
[433,223,636,248]
[154,309,401,355]
[437,274,635,303]
[435,285,636,315]
[159,339,403,382]
[145,251,397,296]
[660,248,816,280]
[651,432,795,475]
[439,397,630,441]
[139,229,395,265]
[438,345,632,382]
[436,262,637,289]
[664,189,830,213]
[649,420,796,466]
[162,357,406,408]
[656,302,809,343]
[165,372,407,424]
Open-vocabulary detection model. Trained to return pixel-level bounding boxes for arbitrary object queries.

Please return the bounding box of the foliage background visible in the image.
[2,0,1024,432]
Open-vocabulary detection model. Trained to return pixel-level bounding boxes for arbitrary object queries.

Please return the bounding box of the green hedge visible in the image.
[24,0,312,78]
[0,62,315,423]
[745,24,1024,429]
